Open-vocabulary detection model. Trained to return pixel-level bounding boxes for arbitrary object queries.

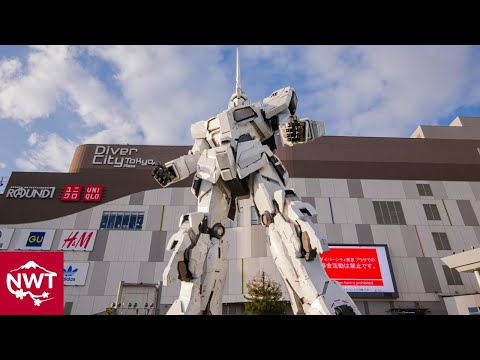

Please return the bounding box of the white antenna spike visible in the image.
[236,47,241,91]
[228,47,249,109]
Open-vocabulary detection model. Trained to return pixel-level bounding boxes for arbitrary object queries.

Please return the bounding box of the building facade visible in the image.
[1,117,480,315]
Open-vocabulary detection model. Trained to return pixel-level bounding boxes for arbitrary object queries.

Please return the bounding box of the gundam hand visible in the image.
[152,161,173,187]
[280,116,325,146]
[283,116,306,143]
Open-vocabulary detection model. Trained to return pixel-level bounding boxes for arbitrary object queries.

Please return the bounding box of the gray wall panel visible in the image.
[416,257,441,293]
[146,205,163,231]
[251,226,267,258]
[326,224,343,244]
[355,224,373,244]
[88,261,111,296]
[74,208,93,229]
[402,181,420,199]
[88,230,109,261]
[129,192,145,205]
[431,181,447,199]
[457,200,479,226]
[401,225,423,257]
[138,262,157,283]
[64,302,74,315]
[470,182,480,200]
[149,231,167,262]
[357,198,376,224]
[347,179,364,198]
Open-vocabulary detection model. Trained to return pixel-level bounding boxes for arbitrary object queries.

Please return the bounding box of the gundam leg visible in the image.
[163,178,229,315]
[252,161,361,315]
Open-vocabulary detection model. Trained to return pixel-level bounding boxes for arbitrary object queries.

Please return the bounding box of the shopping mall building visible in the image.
[1,116,480,315]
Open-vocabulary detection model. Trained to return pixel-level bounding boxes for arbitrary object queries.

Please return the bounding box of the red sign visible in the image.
[320,247,383,287]
[83,185,104,202]
[61,185,83,201]
[58,230,97,251]
[0,252,64,315]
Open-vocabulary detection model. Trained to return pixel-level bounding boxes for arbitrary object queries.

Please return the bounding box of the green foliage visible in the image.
[244,271,287,315]
[105,306,115,315]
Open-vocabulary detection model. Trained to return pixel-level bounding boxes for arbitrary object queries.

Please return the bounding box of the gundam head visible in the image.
[228,48,249,109]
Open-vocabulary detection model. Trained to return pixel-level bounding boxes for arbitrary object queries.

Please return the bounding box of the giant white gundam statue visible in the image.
[152,49,361,315]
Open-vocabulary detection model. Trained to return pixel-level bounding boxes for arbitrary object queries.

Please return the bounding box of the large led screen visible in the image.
[320,244,398,298]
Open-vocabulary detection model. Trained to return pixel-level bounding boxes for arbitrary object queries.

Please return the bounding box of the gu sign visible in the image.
[6,186,55,199]
[15,230,56,251]
[58,230,97,251]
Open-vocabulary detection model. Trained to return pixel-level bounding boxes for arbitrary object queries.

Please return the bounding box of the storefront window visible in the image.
[100,211,144,230]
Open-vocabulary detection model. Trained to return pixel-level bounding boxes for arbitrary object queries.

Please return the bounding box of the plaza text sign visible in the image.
[320,244,397,298]
[92,145,155,169]
[6,186,55,199]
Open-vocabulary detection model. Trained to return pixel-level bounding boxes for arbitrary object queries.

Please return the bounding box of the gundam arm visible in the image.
[278,114,325,147]
[152,138,208,187]
[261,86,325,147]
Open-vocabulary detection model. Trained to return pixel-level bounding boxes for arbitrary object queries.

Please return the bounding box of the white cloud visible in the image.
[16,133,76,172]
[27,132,38,145]
[296,45,478,136]
[0,162,5,169]
[87,45,231,145]
[2,45,480,172]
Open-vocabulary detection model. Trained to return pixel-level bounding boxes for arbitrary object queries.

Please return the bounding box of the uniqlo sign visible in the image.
[82,185,103,202]
[0,252,64,315]
[61,185,83,202]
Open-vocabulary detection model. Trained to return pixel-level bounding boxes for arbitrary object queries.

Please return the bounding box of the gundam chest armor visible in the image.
[193,87,294,221]
[152,49,360,315]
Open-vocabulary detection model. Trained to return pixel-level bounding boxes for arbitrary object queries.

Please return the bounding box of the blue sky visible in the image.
[1,45,480,189]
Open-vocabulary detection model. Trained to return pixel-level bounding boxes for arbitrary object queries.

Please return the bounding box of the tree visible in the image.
[244,271,287,315]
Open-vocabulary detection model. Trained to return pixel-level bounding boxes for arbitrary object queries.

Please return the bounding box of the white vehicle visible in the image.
[152,49,360,315]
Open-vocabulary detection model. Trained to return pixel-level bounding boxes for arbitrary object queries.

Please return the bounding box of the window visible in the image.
[416,183,433,196]
[373,201,406,225]
[251,206,260,225]
[468,307,480,315]
[423,204,441,221]
[129,212,138,229]
[107,212,116,229]
[100,212,109,229]
[100,211,144,230]
[442,265,463,285]
[432,232,451,250]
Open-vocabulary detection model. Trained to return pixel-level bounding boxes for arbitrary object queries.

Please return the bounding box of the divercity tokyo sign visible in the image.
[92,145,155,169]
[5,186,56,199]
